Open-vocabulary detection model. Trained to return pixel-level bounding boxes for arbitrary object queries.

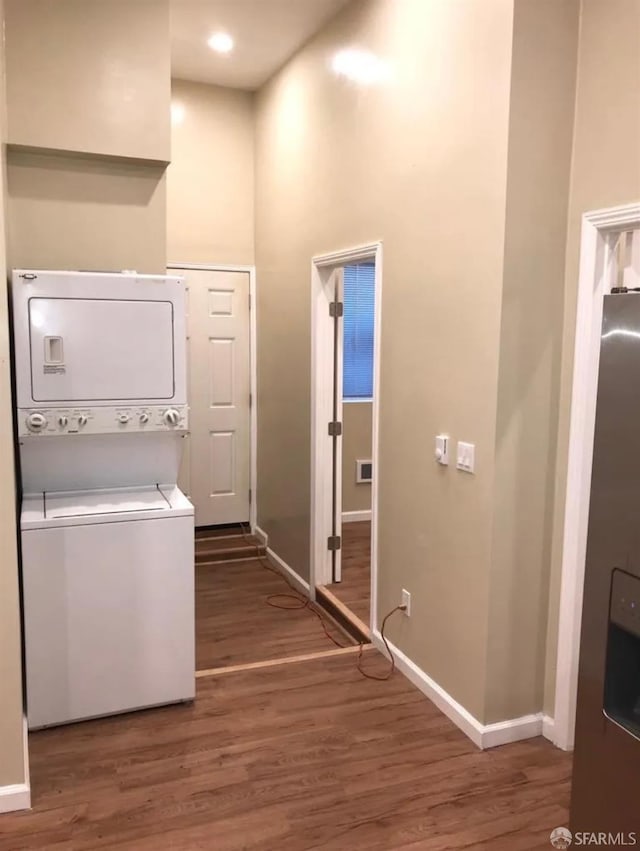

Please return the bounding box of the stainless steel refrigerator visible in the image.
[571,293,640,832]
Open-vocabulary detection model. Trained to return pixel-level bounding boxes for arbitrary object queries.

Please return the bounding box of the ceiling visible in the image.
[170,0,351,90]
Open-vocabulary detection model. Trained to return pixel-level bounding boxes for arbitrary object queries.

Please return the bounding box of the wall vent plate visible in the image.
[356,459,373,483]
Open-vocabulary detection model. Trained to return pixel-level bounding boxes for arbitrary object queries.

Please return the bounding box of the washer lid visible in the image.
[20,485,193,529]
[45,486,170,519]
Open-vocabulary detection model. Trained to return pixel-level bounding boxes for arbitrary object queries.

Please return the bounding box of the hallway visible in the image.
[195,527,357,671]
[0,652,572,850]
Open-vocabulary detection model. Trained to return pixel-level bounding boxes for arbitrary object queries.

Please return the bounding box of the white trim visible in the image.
[0,783,30,814]
[314,244,380,267]
[22,714,29,795]
[342,510,372,523]
[481,715,544,749]
[372,630,543,749]
[554,203,640,751]
[167,263,258,530]
[248,266,258,531]
[266,545,311,596]
[254,525,268,547]
[0,716,30,813]
[542,714,556,744]
[310,242,382,634]
[343,397,373,404]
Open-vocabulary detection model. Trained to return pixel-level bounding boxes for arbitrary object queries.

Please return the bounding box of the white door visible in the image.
[331,267,343,583]
[174,268,251,527]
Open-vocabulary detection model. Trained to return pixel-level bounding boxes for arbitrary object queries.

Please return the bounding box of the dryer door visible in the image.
[28,297,175,403]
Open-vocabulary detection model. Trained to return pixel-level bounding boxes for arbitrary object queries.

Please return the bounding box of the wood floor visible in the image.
[196,551,354,671]
[330,521,371,625]
[1,652,572,850]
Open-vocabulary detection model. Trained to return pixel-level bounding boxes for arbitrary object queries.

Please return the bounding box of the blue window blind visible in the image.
[343,263,375,399]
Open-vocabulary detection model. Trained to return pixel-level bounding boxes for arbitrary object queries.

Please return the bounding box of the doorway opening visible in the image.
[555,207,640,751]
[310,243,382,644]
[168,263,264,674]
[168,264,256,530]
[169,263,358,676]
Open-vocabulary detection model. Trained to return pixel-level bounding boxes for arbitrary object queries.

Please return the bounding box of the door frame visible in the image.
[554,203,640,750]
[310,242,382,629]
[167,263,258,531]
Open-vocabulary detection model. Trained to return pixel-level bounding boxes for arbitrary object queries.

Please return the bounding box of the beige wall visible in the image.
[0,0,27,790]
[5,0,170,162]
[486,0,579,723]
[7,152,167,273]
[167,80,254,265]
[544,0,640,716]
[4,0,171,276]
[256,0,515,720]
[342,402,372,514]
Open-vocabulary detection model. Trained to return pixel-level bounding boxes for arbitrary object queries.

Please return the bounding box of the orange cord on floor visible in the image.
[356,605,405,681]
[238,523,405,680]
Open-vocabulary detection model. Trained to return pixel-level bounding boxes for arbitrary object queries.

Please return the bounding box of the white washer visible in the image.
[21,485,194,729]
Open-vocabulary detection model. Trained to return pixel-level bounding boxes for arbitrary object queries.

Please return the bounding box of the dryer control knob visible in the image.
[117,414,130,424]
[164,409,180,427]
[78,415,88,427]
[58,415,68,428]
[26,412,47,432]
[139,413,150,425]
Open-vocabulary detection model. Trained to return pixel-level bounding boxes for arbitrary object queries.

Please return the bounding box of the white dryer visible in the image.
[21,486,194,729]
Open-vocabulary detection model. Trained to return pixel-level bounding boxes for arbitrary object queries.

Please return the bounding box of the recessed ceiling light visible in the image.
[208,32,234,54]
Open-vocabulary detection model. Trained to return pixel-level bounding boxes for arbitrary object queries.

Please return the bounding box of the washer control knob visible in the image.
[57,415,68,428]
[26,412,47,432]
[139,413,150,425]
[78,415,88,427]
[164,409,180,427]
[117,413,130,425]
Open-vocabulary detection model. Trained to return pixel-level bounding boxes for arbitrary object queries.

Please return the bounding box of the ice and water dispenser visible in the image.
[604,569,640,739]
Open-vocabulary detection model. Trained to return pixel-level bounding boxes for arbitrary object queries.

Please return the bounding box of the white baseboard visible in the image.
[23,714,30,791]
[266,545,310,596]
[0,717,30,813]
[254,526,310,596]
[372,630,544,749]
[253,525,269,547]
[0,783,30,814]
[482,713,544,748]
[342,510,371,523]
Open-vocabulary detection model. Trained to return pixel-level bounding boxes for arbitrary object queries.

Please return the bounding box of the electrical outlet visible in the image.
[401,589,411,616]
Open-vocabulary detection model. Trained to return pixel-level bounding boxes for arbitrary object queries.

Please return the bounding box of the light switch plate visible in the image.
[456,441,475,473]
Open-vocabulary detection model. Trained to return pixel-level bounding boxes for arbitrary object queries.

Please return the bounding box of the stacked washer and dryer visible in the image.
[12,269,195,730]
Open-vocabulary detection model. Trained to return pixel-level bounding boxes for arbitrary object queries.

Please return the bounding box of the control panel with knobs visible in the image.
[18,405,188,436]
[26,412,47,432]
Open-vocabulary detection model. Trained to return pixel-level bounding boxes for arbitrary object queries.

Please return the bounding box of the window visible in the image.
[343,263,375,400]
